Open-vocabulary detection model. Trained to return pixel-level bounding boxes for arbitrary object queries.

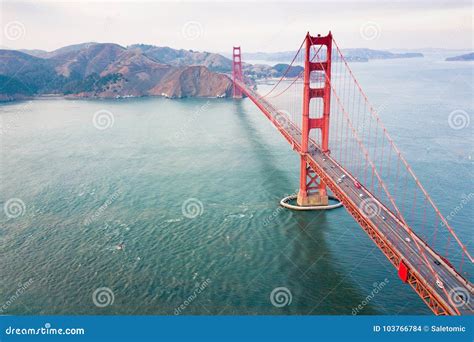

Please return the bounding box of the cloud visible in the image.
[1,0,472,52]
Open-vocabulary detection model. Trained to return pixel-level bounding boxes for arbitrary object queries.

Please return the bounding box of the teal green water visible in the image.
[0,56,472,315]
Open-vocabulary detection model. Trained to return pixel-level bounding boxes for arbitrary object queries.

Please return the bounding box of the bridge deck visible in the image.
[236,81,473,315]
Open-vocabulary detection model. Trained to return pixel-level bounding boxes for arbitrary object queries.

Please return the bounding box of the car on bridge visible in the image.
[354,180,361,189]
[440,256,453,268]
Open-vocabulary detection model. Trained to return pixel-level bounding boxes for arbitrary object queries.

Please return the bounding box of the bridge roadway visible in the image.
[236,81,473,315]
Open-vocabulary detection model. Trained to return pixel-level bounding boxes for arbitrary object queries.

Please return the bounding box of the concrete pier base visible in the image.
[297,191,329,207]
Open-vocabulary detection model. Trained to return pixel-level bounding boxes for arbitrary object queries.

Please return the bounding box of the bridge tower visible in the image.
[297,32,333,207]
[232,46,243,98]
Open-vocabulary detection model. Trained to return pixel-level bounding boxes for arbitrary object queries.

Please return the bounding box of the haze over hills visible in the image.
[241,48,424,62]
[0,42,426,101]
[20,42,99,59]
[128,44,232,73]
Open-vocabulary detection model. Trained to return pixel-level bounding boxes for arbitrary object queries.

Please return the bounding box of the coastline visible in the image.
[0,92,234,104]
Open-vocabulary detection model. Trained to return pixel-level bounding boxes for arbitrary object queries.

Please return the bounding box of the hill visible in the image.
[445,52,474,61]
[0,43,233,100]
[2,43,318,100]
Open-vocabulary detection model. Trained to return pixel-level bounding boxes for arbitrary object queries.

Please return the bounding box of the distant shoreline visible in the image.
[0,93,233,103]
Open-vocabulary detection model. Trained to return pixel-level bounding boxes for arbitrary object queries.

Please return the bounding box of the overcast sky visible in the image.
[1,0,472,52]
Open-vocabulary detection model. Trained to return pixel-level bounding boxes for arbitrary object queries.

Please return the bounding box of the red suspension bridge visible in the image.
[231,32,473,315]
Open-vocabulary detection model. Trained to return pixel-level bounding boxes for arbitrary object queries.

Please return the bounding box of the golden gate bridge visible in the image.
[231,32,473,315]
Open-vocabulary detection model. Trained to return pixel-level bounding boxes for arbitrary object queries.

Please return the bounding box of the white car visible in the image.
[404,237,411,242]
[336,178,342,184]
[341,174,346,179]
[382,216,386,221]
[436,279,444,289]
[359,193,364,198]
